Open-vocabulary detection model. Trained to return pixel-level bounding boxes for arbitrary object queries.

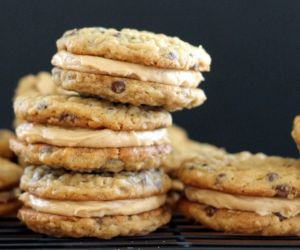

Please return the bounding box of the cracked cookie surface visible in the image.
[14,92,172,131]
[176,152,300,199]
[56,27,211,71]
[10,138,171,172]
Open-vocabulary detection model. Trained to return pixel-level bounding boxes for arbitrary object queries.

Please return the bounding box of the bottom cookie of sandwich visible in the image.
[18,206,171,239]
[178,199,300,236]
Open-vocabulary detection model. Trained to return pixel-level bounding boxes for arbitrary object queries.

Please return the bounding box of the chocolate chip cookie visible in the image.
[177,151,300,235]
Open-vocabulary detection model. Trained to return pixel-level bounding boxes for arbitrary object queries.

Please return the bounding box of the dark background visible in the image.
[0,0,299,157]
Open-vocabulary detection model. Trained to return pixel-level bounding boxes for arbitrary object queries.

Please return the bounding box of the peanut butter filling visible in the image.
[16,123,169,148]
[52,51,204,87]
[20,193,166,218]
[186,186,300,218]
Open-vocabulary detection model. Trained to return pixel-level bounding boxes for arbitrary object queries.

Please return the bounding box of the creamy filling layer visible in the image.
[185,186,300,218]
[20,193,166,217]
[16,123,169,148]
[52,51,204,87]
[0,188,20,203]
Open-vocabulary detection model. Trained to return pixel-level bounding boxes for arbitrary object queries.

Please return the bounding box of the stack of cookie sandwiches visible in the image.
[292,115,300,152]
[176,152,300,236]
[0,129,22,216]
[11,27,211,238]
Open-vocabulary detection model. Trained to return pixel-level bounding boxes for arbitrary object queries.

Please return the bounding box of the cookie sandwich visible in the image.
[18,166,171,239]
[177,152,300,236]
[51,27,211,111]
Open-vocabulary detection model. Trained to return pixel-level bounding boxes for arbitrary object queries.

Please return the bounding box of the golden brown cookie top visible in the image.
[177,151,300,199]
[14,93,172,131]
[14,72,72,98]
[0,157,22,190]
[163,125,226,172]
[56,27,211,71]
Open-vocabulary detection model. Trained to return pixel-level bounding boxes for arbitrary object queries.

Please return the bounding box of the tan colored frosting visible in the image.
[16,123,169,148]
[0,188,20,203]
[52,51,204,87]
[186,187,300,218]
[20,193,166,217]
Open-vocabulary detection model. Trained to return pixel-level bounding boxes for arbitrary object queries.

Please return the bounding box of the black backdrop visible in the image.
[0,0,299,157]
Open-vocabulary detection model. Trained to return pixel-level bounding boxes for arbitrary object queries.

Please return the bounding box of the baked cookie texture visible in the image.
[176,150,300,235]
[13,71,75,128]
[52,68,206,112]
[178,199,300,236]
[163,125,226,172]
[10,138,171,172]
[14,71,73,98]
[52,27,211,111]
[14,92,172,131]
[292,115,300,151]
[56,27,211,71]
[176,152,300,198]
[0,157,22,215]
[21,166,172,201]
[18,207,171,239]
[0,130,15,159]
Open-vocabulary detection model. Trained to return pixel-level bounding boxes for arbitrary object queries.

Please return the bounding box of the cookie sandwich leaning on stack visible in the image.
[0,157,22,216]
[0,128,22,215]
[12,26,212,238]
[176,152,300,236]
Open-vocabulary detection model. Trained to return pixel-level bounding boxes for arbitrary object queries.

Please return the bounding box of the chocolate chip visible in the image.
[266,172,279,182]
[111,81,126,93]
[189,53,194,57]
[167,52,177,60]
[204,205,216,217]
[274,212,286,221]
[275,184,291,198]
[143,106,161,112]
[216,173,226,185]
[66,73,76,81]
[218,173,226,178]
[37,102,48,110]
